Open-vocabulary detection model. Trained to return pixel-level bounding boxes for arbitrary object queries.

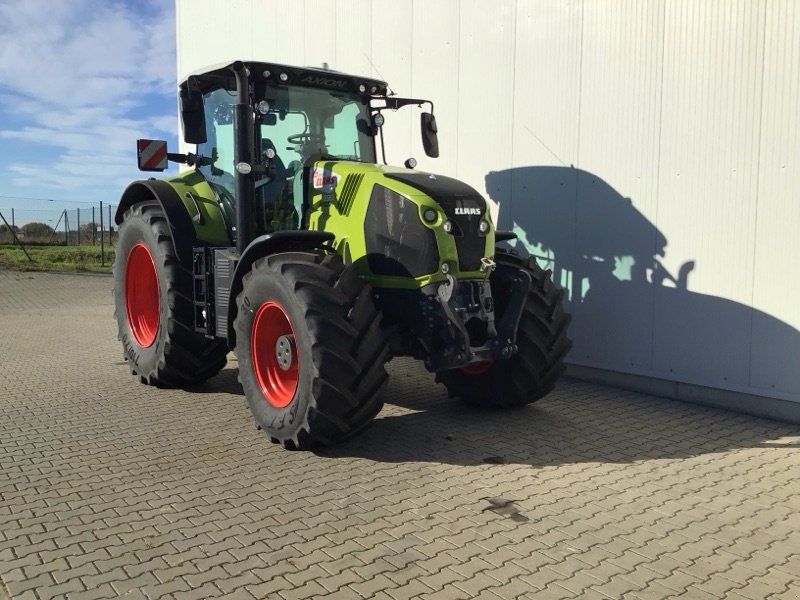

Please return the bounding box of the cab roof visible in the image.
[180,60,389,98]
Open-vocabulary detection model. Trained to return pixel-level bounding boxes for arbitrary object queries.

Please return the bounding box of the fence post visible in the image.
[108,203,113,246]
[92,206,96,245]
[100,201,105,266]
[49,210,65,244]
[0,212,32,262]
[64,211,69,245]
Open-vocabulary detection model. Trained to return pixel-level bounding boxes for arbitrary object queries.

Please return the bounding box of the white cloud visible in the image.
[0,0,177,198]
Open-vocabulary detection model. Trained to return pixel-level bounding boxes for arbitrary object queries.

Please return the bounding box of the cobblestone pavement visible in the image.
[1,269,798,600]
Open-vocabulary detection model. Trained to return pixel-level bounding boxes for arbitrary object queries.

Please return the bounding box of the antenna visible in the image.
[363,53,395,96]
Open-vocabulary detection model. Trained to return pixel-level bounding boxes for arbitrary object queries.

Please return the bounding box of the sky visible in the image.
[0,0,178,227]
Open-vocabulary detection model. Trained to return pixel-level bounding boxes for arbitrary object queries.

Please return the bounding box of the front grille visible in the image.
[445,209,484,272]
[365,184,438,277]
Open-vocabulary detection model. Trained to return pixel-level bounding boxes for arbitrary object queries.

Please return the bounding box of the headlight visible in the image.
[422,208,437,223]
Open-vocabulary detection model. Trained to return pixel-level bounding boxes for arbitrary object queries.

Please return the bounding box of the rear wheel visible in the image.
[113,202,228,385]
[234,252,388,449]
[437,251,572,408]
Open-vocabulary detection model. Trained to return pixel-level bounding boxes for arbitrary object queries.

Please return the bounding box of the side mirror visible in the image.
[136,139,168,172]
[420,112,439,158]
[180,88,207,144]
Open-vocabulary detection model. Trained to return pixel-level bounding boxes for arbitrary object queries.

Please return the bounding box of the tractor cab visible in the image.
[141,61,438,251]
[194,72,380,235]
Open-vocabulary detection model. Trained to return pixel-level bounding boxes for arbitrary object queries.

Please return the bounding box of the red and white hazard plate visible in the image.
[137,139,168,171]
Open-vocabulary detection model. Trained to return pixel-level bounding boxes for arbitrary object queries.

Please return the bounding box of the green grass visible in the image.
[0,244,115,273]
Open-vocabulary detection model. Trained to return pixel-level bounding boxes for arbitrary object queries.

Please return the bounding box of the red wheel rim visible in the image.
[251,301,298,407]
[125,242,159,348]
[460,361,493,375]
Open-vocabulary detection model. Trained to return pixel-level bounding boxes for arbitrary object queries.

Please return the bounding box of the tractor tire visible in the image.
[113,202,228,386]
[436,251,572,408]
[234,252,389,449]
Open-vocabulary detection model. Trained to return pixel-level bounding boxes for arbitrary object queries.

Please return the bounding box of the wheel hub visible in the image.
[275,335,294,371]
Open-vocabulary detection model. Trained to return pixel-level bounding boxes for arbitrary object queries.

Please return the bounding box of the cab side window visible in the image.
[197,88,236,197]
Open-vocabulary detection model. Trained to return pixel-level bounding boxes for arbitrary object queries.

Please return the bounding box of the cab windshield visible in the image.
[198,85,375,198]
[261,85,376,165]
[197,84,375,234]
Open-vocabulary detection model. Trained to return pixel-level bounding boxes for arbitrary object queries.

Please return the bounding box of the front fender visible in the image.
[226,231,335,344]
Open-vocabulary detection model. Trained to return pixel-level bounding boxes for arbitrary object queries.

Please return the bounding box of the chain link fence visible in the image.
[0,203,119,267]
[0,204,118,244]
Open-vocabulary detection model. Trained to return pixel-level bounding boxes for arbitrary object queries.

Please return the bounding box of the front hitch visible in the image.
[425,269,532,372]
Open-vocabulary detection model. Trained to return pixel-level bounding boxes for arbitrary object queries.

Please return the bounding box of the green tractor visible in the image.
[113,60,571,449]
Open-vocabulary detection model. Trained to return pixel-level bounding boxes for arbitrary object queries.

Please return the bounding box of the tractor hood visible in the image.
[382,171,489,273]
[382,172,488,219]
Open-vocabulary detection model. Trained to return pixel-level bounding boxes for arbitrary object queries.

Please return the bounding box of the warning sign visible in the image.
[137,139,168,171]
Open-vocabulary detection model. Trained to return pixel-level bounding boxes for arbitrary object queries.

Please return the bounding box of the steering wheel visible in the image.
[287,133,326,146]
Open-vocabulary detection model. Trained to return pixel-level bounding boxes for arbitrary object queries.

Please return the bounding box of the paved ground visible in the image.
[0,269,798,600]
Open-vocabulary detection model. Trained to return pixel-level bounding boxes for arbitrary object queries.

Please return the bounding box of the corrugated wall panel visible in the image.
[505,0,582,282]
[750,0,800,395]
[332,0,372,76]
[176,0,800,409]
[177,1,255,78]
[456,1,515,203]
[302,1,337,69]
[653,0,765,390]
[368,1,414,166]
[410,0,461,178]
[571,1,665,372]
[269,2,307,65]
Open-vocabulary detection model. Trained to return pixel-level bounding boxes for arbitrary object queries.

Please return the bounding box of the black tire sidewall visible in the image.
[438,251,569,407]
[113,206,171,380]
[235,263,314,441]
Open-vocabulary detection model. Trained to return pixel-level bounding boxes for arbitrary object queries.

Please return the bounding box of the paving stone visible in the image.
[1,270,799,600]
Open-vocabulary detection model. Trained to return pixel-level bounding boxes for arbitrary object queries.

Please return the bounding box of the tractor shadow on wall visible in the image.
[319,165,800,466]
[482,165,800,397]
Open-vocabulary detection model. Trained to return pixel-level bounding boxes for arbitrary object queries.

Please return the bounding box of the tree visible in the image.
[0,224,20,243]
[20,222,55,240]
[80,221,99,239]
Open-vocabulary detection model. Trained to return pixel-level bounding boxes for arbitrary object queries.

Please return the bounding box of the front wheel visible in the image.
[234,252,389,449]
[436,251,572,408]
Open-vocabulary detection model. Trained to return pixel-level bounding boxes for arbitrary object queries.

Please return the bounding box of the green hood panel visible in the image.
[305,161,495,289]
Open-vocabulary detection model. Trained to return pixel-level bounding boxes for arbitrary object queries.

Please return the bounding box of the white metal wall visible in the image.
[177,0,800,410]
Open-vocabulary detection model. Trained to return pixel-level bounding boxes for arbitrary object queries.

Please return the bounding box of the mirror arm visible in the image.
[166,153,217,168]
[167,153,189,165]
[380,97,434,113]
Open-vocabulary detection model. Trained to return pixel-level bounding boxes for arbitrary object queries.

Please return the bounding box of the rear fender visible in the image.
[226,231,335,345]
